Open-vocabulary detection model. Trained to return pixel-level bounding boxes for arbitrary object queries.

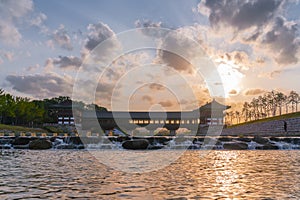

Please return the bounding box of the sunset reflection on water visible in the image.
[1,150,300,199]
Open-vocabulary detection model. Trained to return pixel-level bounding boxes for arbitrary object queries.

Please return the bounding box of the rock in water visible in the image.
[253,135,269,144]
[256,143,279,150]
[122,139,149,150]
[29,139,52,150]
[11,137,35,145]
[223,142,248,150]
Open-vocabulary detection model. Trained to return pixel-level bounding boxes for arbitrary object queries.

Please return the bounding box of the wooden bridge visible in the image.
[81,100,230,136]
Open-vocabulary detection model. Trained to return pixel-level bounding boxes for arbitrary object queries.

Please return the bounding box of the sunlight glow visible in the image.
[217,63,244,97]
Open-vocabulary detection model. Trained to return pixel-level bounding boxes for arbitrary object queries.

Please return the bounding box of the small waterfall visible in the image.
[2,135,300,150]
[270,141,300,150]
[247,141,262,150]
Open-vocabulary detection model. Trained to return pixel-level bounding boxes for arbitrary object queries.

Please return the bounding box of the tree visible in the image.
[261,94,269,118]
[250,98,260,120]
[289,91,299,112]
[275,92,286,116]
[266,91,277,117]
[226,111,235,125]
[242,102,250,122]
[235,111,241,124]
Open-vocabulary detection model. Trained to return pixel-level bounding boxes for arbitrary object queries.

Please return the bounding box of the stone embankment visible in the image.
[222,117,300,136]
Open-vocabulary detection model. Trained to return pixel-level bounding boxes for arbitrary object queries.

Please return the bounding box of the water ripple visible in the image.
[0,150,300,199]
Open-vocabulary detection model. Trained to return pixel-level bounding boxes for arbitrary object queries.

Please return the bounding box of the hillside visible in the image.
[0,124,47,133]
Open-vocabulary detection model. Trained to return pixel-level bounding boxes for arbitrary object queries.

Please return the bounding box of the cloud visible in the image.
[50,25,73,51]
[269,70,283,78]
[157,28,205,74]
[0,51,14,62]
[47,56,82,70]
[198,0,300,65]
[199,0,282,31]
[5,73,73,98]
[84,21,115,51]
[158,100,173,107]
[0,0,34,45]
[134,19,167,38]
[215,50,253,70]
[95,80,121,103]
[30,12,48,33]
[30,12,47,27]
[142,95,153,102]
[259,67,295,79]
[135,19,162,28]
[148,83,165,91]
[244,88,267,95]
[0,21,22,46]
[262,17,299,65]
[4,51,14,61]
[26,64,40,72]
[229,89,238,95]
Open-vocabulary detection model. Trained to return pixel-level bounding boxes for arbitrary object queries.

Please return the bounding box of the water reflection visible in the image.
[0,150,299,199]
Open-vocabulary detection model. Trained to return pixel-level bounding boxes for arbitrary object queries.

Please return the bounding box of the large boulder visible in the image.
[235,137,252,143]
[122,139,149,150]
[29,139,52,150]
[64,137,83,145]
[11,137,35,146]
[223,142,248,150]
[256,143,279,150]
[253,135,269,144]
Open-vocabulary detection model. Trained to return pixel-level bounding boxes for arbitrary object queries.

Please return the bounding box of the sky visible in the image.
[0,0,300,111]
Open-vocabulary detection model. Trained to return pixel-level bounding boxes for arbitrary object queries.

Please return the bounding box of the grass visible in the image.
[0,124,47,133]
[228,111,300,128]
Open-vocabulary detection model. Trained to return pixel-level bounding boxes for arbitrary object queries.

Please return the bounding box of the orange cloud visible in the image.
[244,88,267,96]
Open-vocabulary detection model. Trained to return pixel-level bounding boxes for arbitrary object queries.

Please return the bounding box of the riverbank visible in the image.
[0,124,46,133]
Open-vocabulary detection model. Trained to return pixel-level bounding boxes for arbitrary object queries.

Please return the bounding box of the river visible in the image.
[1,150,300,199]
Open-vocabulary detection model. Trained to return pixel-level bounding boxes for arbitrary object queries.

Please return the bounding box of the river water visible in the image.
[1,150,300,199]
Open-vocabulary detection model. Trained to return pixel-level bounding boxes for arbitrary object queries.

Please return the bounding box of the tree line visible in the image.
[226,90,300,125]
[0,89,106,127]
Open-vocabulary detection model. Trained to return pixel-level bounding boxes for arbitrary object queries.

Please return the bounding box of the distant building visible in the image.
[197,99,231,126]
[49,100,79,125]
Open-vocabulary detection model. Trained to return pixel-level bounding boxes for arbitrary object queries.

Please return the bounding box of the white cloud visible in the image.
[84,21,115,51]
[0,20,22,46]
[30,12,48,33]
[26,64,40,72]
[50,25,73,51]
[0,0,34,45]
[0,50,14,62]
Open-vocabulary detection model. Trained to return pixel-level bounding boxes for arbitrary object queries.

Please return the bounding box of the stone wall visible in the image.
[222,117,300,136]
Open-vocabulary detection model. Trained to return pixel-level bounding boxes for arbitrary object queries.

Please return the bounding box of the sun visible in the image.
[217,63,244,97]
